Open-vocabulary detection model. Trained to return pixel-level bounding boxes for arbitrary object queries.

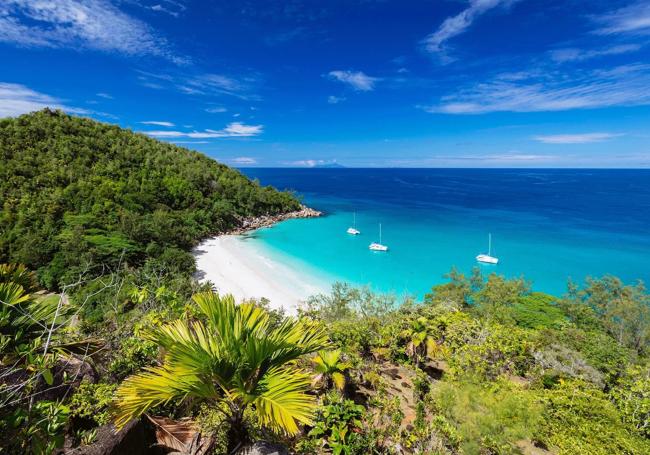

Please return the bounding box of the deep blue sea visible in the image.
[241,168,650,299]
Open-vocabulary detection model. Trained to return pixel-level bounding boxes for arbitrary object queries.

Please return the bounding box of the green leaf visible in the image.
[42,369,54,386]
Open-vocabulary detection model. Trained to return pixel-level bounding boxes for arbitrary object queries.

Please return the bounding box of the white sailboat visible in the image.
[369,223,388,251]
[346,212,360,235]
[476,233,498,264]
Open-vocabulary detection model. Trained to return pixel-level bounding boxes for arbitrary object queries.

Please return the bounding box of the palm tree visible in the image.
[312,350,351,391]
[113,291,329,449]
[403,316,436,368]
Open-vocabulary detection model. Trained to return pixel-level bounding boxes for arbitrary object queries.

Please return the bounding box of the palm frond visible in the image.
[0,282,31,307]
[113,364,217,429]
[0,263,38,292]
[250,367,317,435]
[331,372,346,391]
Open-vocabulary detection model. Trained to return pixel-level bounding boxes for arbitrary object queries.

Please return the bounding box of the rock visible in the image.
[226,205,322,235]
[63,418,155,455]
[237,441,289,455]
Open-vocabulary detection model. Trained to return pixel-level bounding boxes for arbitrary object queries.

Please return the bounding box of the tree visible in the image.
[566,276,650,354]
[312,350,351,391]
[113,291,329,449]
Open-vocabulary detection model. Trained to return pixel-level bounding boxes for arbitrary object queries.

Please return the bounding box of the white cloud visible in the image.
[140,120,175,127]
[549,44,642,63]
[422,0,519,54]
[144,122,263,139]
[148,0,186,18]
[385,153,559,167]
[284,159,341,167]
[205,106,227,113]
[533,133,623,144]
[138,70,260,99]
[230,157,257,165]
[423,63,650,114]
[594,1,650,35]
[327,95,346,104]
[96,92,113,99]
[328,70,378,91]
[0,82,89,118]
[222,122,261,136]
[0,0,186,63]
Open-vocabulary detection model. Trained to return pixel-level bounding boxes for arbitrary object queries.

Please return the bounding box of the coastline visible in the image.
[193,205,328,313]
[224,205,322,235]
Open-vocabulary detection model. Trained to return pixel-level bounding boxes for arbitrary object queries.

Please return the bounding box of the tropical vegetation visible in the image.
[1,111,649,454]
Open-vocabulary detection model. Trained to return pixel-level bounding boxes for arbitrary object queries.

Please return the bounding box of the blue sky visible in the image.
[1,0,650,167]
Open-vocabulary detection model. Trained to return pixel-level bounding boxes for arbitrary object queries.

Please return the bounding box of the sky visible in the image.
[1,0,650,168]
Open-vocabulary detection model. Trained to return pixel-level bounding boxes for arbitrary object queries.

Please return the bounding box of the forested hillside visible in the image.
[0,109,299,288]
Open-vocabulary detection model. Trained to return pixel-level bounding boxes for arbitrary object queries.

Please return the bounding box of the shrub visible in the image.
[609,365,650,438]
[539,379,650,455]
[432,381,543,455]
[69,382,117,426]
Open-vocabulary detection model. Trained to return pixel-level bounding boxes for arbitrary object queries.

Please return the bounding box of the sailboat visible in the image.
[369,223,388,251]
[476,233,498,264]
[346,212,360,235]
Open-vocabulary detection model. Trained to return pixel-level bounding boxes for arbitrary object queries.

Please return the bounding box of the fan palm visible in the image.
[113,291,329,448]
[312,350,351,391]
[403,316,436,368]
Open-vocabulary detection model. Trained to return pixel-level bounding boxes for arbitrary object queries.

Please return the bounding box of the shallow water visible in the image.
[241,169,650,299]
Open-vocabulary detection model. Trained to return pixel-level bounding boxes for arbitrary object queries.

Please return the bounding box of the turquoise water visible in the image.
[242,169,650,299]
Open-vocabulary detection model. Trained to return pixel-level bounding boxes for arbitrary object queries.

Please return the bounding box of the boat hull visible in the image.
[369,243,388,251]
[347,228,361,235]
[476,254,498,264]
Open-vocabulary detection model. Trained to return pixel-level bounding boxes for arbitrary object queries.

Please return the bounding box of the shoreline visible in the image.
[193,205,328,313]
[224,205,322,235]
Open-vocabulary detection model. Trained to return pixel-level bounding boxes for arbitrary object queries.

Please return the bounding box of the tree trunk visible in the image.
[227,410,250,454]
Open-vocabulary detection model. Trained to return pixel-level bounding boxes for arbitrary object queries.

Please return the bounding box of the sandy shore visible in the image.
[193,235,329,313]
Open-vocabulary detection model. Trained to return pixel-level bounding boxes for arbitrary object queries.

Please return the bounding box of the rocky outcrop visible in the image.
[227,205,322,235]
[237,441,289,455]
[63,419,155,455]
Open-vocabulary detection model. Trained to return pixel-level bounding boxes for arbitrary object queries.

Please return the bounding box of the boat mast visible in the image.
[488,233,492,256]
[353,212,356,228]
[379,223,382,244]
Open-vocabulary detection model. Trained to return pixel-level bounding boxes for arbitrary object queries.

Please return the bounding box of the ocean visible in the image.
[240,168,650,299]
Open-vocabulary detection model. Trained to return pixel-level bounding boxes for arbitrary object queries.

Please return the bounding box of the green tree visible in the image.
[113,291,329,449]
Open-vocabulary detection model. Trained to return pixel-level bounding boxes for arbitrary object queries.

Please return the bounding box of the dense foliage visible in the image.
[0,109,299,289]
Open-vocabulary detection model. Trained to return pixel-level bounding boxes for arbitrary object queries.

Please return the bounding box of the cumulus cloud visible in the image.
[144,122,263,139]
[328,70,378,91]
[0,0,186,63]
[422,0,519,55]
[533,133,623,144]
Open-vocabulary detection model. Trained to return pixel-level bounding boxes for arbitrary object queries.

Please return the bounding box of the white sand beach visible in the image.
[193,235,329,313]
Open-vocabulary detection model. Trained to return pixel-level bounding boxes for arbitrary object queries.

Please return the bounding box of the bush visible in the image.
[510,292,566,329]
[539,380,650,455]
[432,381,543,455]
[610,365,650,438]
[69,382,117,426]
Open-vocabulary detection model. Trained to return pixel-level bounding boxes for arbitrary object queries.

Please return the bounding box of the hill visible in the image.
[0,109,300,288]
